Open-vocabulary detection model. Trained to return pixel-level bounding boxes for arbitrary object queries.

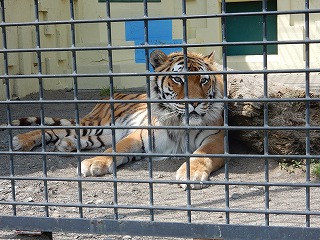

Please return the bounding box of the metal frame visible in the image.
[0,0,320,239]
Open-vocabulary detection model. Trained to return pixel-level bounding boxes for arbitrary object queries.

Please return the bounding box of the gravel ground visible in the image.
[0,89,319,240]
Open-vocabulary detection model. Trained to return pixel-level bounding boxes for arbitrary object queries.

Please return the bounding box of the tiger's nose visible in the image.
[190,102,199,108]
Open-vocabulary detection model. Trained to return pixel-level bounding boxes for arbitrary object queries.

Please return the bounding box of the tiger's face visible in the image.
[150,50,223,126]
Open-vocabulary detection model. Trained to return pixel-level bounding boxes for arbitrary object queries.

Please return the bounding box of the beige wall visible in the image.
[0,0,74,100]
[0,0,319,100]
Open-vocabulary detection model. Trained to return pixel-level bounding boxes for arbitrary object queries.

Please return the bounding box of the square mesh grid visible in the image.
[0,0,320,239]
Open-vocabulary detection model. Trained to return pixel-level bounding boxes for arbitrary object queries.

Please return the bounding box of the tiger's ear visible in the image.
[204,51,215,65]
[150,50,168,70]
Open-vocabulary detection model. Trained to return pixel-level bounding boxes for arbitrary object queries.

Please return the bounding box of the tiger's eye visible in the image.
[171,76,184,84]
[200,78,209,85]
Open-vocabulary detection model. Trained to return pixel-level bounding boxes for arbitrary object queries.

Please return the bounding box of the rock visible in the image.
[25,197,34,202]
[96,199,104,204]
[26,187,35,193]
[231,193,240,200]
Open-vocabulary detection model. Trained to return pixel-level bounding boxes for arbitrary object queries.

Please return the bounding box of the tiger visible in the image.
[9,49,225,190]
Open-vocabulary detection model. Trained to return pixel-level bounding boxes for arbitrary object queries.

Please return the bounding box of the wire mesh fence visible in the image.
[0,0,320,239]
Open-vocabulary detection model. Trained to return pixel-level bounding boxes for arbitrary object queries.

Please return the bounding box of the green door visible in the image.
[225,0,278,56]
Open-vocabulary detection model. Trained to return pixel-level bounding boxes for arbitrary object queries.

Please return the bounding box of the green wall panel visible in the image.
[225,0,278,56]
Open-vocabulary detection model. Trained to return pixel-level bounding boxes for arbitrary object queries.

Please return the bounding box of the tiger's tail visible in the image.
[9,117,75,126]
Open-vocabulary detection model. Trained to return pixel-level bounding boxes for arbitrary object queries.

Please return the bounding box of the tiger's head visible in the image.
[150,50,224,126]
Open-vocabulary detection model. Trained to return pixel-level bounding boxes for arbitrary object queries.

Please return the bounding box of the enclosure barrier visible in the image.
[0,0,320,239]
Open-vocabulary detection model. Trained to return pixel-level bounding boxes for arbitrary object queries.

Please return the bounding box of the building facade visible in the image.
[0,0,319,99]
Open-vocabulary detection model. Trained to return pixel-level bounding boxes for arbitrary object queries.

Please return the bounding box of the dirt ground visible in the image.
[0,89,320,240]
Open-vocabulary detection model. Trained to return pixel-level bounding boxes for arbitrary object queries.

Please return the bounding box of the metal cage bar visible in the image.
[0,0,320,239]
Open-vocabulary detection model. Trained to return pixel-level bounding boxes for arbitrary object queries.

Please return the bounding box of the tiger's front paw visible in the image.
[176,161,210,190]
[80,157,113,177]
[12,135,35,151]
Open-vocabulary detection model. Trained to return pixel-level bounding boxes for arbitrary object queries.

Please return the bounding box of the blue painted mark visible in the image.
[125,20,182,69]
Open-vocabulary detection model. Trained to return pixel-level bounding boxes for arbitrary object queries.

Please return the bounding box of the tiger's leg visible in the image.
[12,129,70,151]
[176,130,225,190]
[80,129,145,177]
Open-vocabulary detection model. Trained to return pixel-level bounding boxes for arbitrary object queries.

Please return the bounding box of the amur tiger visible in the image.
[9,50,225,190]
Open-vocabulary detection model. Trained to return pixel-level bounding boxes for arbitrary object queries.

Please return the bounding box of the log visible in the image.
[214,63,320,158]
